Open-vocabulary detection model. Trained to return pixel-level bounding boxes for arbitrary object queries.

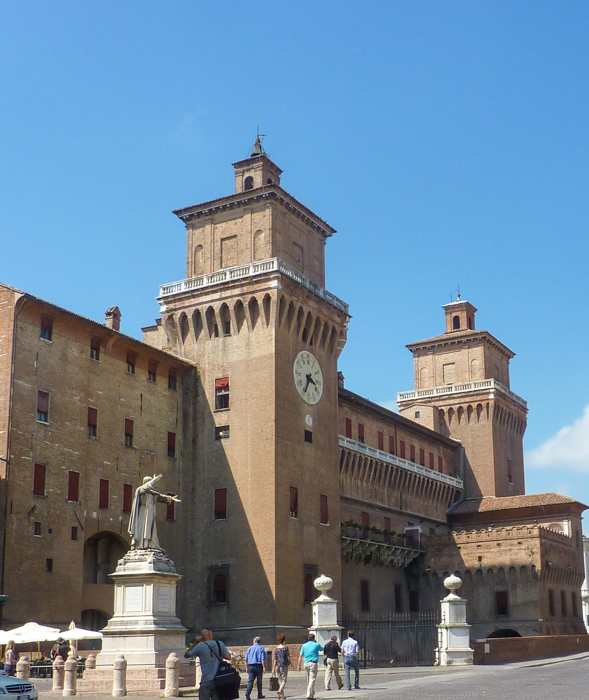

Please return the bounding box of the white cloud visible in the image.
[526,404,589,472]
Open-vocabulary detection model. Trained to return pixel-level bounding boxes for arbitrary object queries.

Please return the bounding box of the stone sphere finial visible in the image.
[443,574,463,600]
[314,574,333,593]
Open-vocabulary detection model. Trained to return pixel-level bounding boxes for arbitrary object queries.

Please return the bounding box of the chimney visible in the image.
[337,371,345,389]
[105,306,121,332]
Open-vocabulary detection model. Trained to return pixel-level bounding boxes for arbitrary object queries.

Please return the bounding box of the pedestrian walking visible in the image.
[323,635,343,690]
[245,636,266,700]
[3,641,16,676]
[341,631,360,690]
[272,634,291,699]
[297,633,323,700]
[185,628,232,700]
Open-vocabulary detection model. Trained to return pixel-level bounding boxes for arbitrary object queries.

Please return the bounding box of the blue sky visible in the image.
[2,2,589,519]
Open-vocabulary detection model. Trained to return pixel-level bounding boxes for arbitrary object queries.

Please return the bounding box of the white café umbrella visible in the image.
[0,631,13,646]
[6,622,60,644]
[59,622,103,642]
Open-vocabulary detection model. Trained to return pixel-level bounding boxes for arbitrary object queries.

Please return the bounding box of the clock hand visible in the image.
[307,375,317,387]
[304,375,311,392]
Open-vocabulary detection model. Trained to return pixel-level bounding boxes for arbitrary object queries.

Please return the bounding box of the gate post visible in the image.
[435,574,473,666]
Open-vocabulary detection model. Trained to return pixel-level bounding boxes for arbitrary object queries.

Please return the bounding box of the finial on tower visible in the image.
[250,133,266,158]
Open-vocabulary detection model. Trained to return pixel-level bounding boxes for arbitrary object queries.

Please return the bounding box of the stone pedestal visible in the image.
[309,574,343,647]
[435,575,474,666]
[95,549,188,668]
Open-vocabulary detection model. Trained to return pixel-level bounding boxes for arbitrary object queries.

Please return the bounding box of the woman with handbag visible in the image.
[271,635,290,700]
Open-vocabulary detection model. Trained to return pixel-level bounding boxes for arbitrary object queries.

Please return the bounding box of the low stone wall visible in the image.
[473,635,589,665]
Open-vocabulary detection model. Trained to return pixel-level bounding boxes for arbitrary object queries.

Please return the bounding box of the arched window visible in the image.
[213,573,227,603]
[453,315,460,330]
[244,176,254,191]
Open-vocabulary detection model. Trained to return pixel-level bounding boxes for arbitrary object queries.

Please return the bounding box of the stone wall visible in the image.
[473,634,589,664]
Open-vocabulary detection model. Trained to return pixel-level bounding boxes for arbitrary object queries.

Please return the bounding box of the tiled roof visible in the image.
[450,492,586,515]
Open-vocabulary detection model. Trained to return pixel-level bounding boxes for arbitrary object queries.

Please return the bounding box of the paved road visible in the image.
[36,653,589,699]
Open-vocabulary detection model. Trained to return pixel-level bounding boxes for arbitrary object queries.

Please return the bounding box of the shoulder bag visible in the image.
[210,641,241,700]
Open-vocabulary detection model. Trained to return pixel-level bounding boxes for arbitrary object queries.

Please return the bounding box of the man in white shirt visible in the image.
[340,630,360,691]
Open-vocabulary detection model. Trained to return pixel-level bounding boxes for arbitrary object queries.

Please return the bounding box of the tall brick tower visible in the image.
[143,138,349,642]
[397,298,528,499]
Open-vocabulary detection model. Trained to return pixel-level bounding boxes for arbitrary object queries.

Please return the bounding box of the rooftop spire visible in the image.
[250,134,266,158]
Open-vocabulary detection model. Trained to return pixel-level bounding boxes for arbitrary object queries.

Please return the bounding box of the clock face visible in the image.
[293,351,323,405]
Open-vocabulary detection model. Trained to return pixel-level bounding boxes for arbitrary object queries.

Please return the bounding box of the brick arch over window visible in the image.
[294,306,305,339]
[219,303,231,336]
[262,294,272,329]
[179,312,189,344]
[278,295,288,328]
[248,297,260,330]
[234,299,246,333]
[453,315,460,330]
[302,311,313,344]
[320,323,331,350]
[206,307,218,339]
[83,532,129,585]
[285,301,296,332]
[311,317,323,347]
[193,309,203,342]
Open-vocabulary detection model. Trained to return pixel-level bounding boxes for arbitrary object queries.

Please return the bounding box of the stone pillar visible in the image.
[165,653,180,697]
[435,574,474,666]
[53,656,65,692]
[309,574,343,647]
[112,655,127,697]
[63,655,78,696]
[16,656,30,680]
[85,654,97,670]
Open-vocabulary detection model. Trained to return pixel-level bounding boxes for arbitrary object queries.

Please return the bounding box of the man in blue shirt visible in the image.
[297,633,323,699]
[245,636,266,700]
[185,628,232,700]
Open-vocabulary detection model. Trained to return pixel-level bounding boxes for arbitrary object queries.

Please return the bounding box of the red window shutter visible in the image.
[400,441,406,459]
[215,488,227,519]
[88,407,98,428]
[358,423,364,441]
[389,436,395,454]
[361,512,369,528]
[345,418,352,438]
[125,419,134,437]
[377,431,384,451]
[507,459,512,478]
[290,486,298,517]
[215,377,229,389]
[41,316,52,332]
[91,337,100,351]
[360,580,370,612]
[68,471,80,502]
[148,359,157,376]
[410,445,416,462]
[438,456,443,472]
[99,479,109,508]
[37,391,49,413]
[167,493,175,520]
[419,449,425,466]
[33,464,46,496]
[429,452,434,469]
[214,573,227,594]
[168,432,176,450]
[320,494,329,524]
[123,484,133,513]
[384,517,391,531]
[126,352,135,365]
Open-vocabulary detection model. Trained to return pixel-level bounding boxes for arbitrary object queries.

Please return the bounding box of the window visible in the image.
[215,425,230,440]
[124,419,134,448]
[400,440,406,459]
[68,471,80,502]
[561,590,567,617]
[304,430,313,443]
[496,590,509,616]
[453,315,460,330]
[34,522,41,537]
[126,352,136,375]
[429,453,434,470]
[166,493,176,520]
[394,584,402,612]
[572,592,579,618]
[123,484,133,513]
[213,573,227,603]
[90,337,100,361]
[345,418,352,439]
[384,517,391,532]
[168,432,176,458]
[377,431,384,451]
[360,580,370,612]
[36,390,50,423]
[409,590,419,613]
[548,589,555,616]
[214,488,227,519]
[409,445,416,462]
[290,487,298,518]
[320,495,329,525]
[33,463,46,496]
[304,573,314,603]
[71,526,78,541]
[419,448,425,466]
[361,512,370,528]
[99,479,109,509]
[244,175,254,191]
[88,407,98,438]
[414,411,420,419]
[389,436,395,454]
[358,423,364,444]
[507,459,512,484]
[40,316,53,341]
[438,456,443,472]
[46,558,53,572]
[168,368,177,390]
[148,359,157,382]
[215,378,230,410]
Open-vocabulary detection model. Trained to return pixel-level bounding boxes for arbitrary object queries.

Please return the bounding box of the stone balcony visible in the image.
[341,524,422,567]
[158,257,349,315]
[397,378,527,410]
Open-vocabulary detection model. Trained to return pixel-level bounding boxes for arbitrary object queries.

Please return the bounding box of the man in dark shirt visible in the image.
[323,635,343,690]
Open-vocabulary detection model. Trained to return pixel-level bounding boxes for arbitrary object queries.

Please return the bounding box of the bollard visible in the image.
[53,655,65,692]
[112,655,127,697]
[16,656,30,680]
[165,653,180,697]
[63,654,78,696]
[85,654,97,670]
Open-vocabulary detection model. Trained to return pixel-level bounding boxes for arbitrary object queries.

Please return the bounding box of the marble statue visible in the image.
[128,475,180,550]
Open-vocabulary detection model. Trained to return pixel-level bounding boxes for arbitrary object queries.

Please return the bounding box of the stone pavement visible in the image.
[36,652,589,699]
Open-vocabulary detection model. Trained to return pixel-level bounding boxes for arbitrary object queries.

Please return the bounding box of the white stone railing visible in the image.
[397,378,527,409]
[158,258,349,314]
[339,436,463,489]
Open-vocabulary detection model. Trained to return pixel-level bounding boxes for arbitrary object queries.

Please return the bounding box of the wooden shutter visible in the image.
[384,517,391,532]
[419,449,425,466]
[68,471,80,502]
[438,456,443,472]
[361,511,369,528]
[289,486,298,517]
[410,445,416,462]
[167,493,175,520]
[320,494,329,524]
[88,407,98,428]
[37,391,49,413]
[400,441,406,459]
[148,359,157,377]
[125,419,134,437]
[377,431,384,451]
[168,432,176,450]
[123,484,133,513]
[33,464,46,496]
[358,423,364,441]
[429,452,434,469]
[99,479,109,508]
[389,436,395,454]
[345,418,352,438]
[214,488,227,519]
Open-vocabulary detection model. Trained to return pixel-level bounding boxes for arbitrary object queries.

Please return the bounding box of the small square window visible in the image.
[215,425,230,440]
[126,352,136,375]
[414,411,420,418]
[40,316,53,341]
[46,558,53,572]
[90,338,100,361]
[34,521,41,537]
[71,526,78,541]
[215,378,230,410]
[304,430,313,444]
